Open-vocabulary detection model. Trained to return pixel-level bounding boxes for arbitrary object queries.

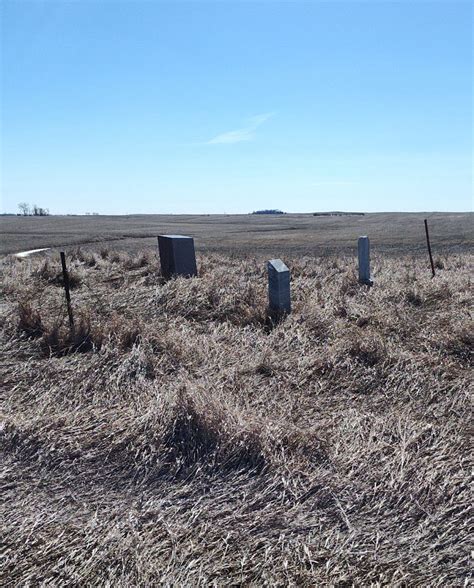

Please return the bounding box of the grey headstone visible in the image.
[157,235,197,279]
[358,236,373,285]
[268,259,291,315]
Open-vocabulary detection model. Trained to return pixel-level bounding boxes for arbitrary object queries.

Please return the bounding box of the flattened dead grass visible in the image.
[0,249,472,586]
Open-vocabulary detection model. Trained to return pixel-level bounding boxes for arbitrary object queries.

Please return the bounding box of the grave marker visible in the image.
[157,235,197,279]
[268,259,291,316]
[358,236,373,286]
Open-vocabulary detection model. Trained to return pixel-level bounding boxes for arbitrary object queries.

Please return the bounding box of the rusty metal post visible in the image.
[424,220,436,278]
[60,252,74,327]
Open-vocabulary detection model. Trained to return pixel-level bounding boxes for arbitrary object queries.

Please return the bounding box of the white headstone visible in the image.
[268,259,291,315]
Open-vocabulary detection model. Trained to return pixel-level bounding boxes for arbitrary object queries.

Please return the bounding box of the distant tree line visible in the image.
[18,202,50,216]
[251,209,285,215]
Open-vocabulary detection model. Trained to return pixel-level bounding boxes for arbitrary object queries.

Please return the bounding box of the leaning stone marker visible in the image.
[157,235,197,279]
[358,236,373,286]
[268,259,291,316]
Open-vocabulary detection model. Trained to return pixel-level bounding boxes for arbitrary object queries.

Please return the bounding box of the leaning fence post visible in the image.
[268,259,291,318]
[60,252,74,328]
[358,236,373,286]
[424,219,436,278]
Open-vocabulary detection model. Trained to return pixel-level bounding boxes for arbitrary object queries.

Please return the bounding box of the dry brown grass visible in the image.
[0,249,472,586]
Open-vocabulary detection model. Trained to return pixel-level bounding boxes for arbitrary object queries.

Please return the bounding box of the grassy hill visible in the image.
[1,247,471,584]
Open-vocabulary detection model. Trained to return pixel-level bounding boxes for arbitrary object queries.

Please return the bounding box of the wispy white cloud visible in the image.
[207,128,254,145]
[207,112,274,145]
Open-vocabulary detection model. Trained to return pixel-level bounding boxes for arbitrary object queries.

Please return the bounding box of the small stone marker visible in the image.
[157,235,197,279]
[268,259,291,316]
[358,236,373,286]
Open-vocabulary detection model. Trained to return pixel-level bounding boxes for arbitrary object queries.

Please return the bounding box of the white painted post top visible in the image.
[268,259,289,273]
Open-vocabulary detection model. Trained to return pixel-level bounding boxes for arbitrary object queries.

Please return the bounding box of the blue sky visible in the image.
[1,1,472,214]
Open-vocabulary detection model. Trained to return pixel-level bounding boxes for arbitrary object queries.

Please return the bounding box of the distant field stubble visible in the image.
[1,211,472,256]
[0,245,472,585]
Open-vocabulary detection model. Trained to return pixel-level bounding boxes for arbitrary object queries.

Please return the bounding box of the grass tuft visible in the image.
[41,317,101,356]
[17,302,44,338]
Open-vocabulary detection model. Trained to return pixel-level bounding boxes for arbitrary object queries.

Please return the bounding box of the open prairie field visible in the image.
[1,211,472,256]
[0,239,472,585]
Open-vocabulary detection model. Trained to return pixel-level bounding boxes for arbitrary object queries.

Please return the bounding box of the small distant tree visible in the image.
[18,202,50,216]
[18,202,30,216]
